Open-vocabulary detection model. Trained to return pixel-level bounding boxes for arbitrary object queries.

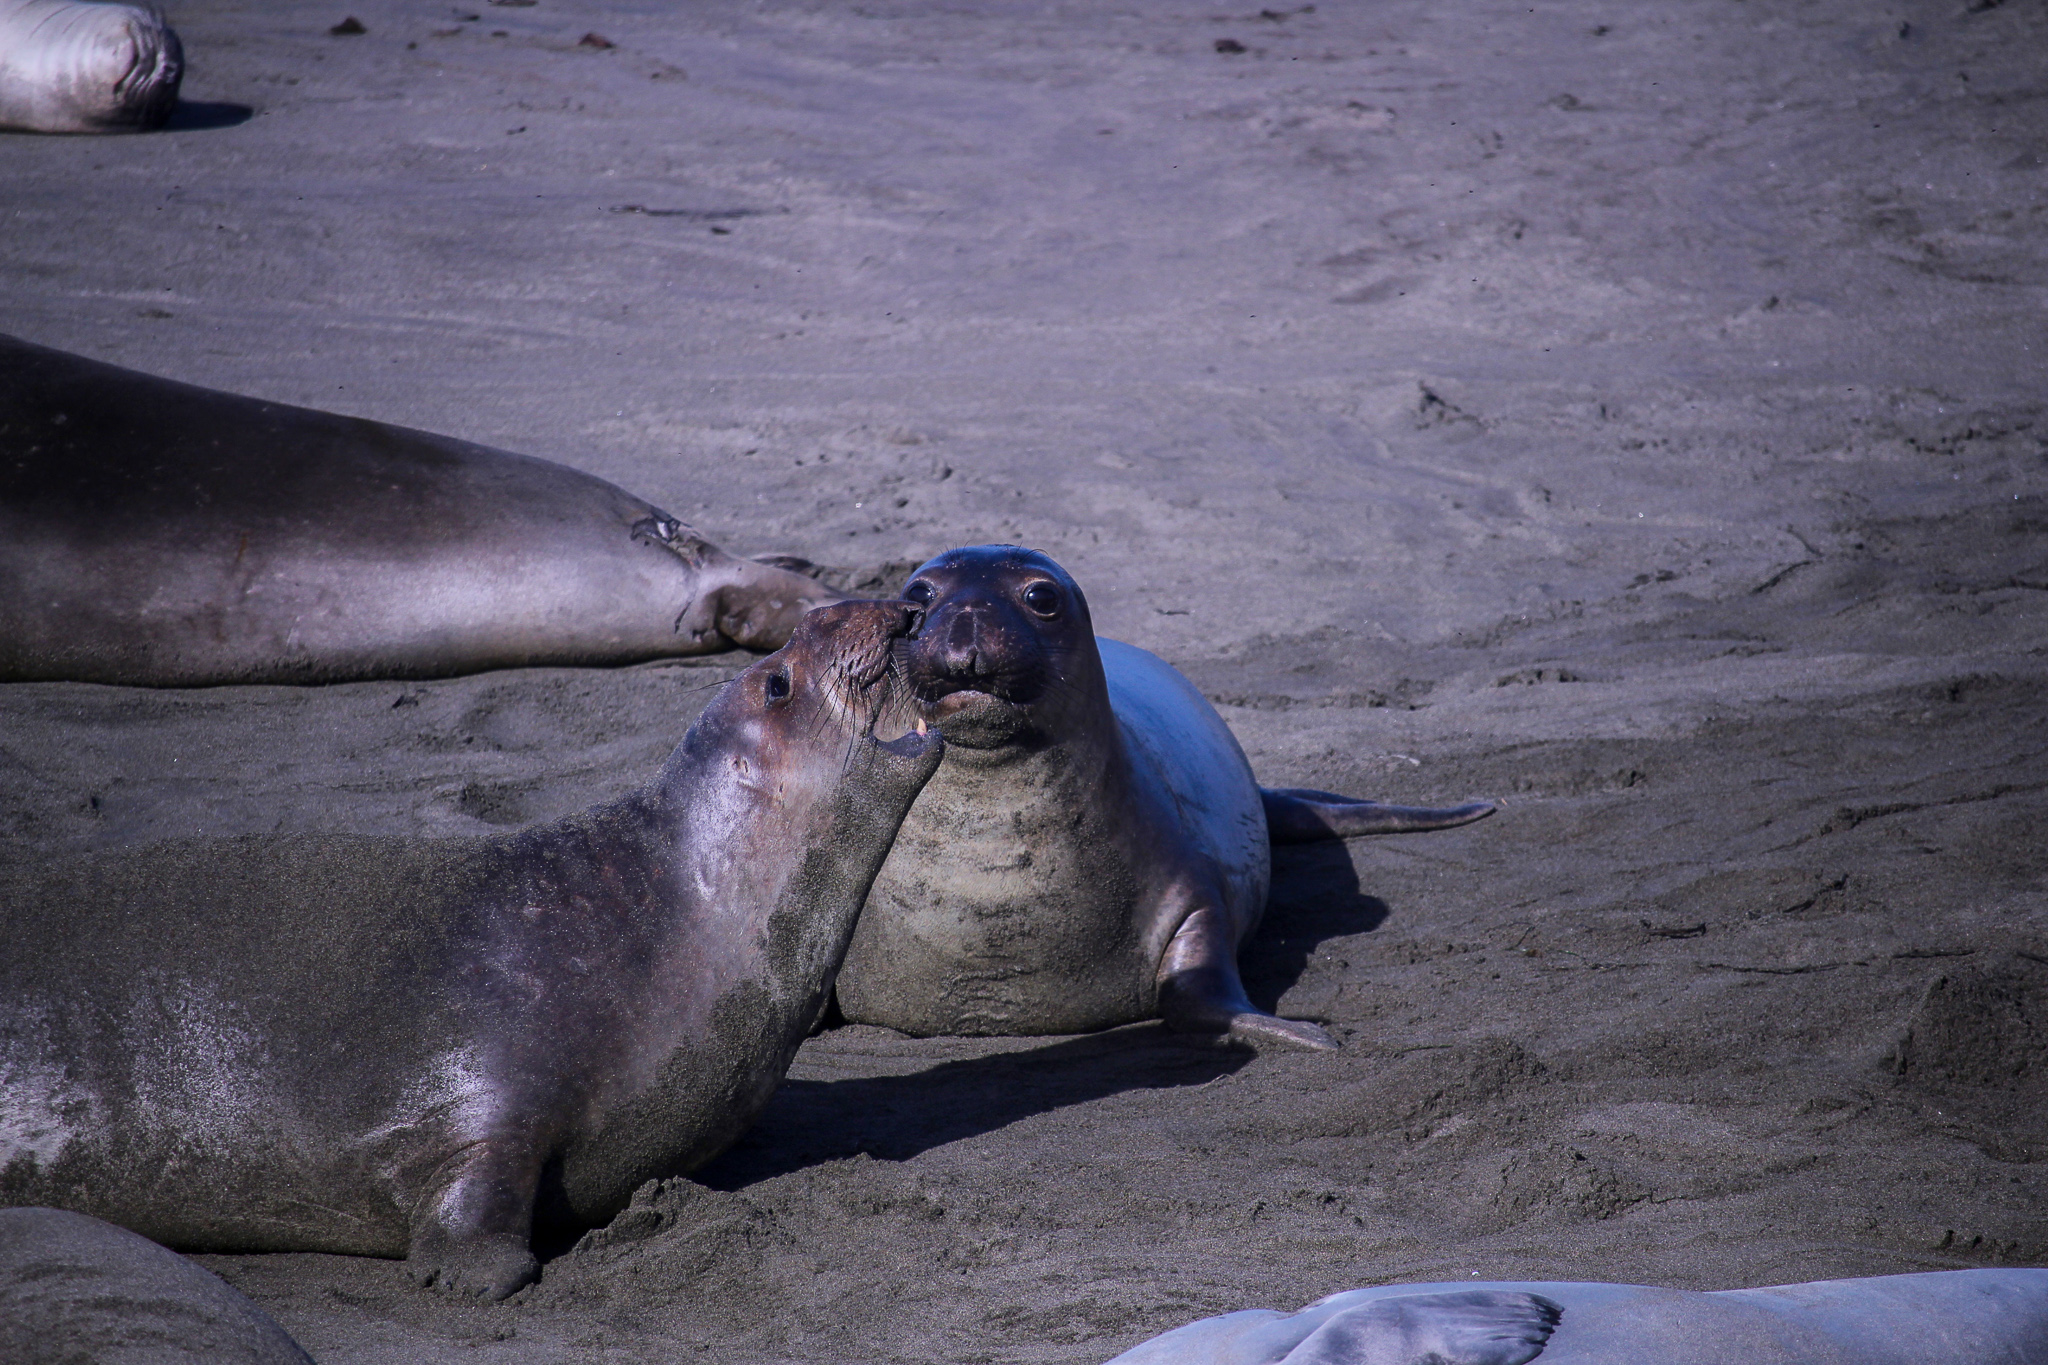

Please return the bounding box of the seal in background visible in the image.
[0,1,181,134]
[0,333,844,685]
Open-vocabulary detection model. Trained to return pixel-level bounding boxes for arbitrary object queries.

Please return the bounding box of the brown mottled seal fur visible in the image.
[834,546,1493,1051]
[0,600,941,1300]
[0,332,843,685]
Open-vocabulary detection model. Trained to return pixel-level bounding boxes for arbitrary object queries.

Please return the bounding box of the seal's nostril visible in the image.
[902,604,926,638]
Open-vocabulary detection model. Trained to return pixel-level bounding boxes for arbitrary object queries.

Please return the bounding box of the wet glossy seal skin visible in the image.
[0,332,844,685]
[0,600,942,1301]
[833,545,1494,1051]
[0,1,182,134]
[1102,1271,2048,1365]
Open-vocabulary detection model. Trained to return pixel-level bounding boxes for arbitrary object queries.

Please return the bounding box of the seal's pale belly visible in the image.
[840,746,1156,1036]
[837,638,1271,1038]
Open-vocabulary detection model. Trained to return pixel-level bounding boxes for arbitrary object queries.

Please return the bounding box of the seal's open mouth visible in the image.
[922,686,1031,725]
[912,668,1044,709]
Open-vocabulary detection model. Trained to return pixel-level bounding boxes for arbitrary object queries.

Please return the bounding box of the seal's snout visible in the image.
[937,602,994,680]
[907,592,1044,704]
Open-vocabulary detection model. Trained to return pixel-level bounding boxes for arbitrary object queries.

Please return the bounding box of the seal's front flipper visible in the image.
[1262,787,1496,844]
[639,520,849,652]
[1156,905,1337,1051]
[1282,1291,1559,1365]
[408,1144,543,1301]
[713,556,850,651]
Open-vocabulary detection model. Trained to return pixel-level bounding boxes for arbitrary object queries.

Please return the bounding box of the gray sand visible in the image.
[3,0,2044,1361]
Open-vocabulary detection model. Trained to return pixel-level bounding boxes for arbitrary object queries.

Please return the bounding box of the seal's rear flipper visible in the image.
[1262,788,1496,843]
[1157,905,1337,1051]
[1283,1291,1559,1365]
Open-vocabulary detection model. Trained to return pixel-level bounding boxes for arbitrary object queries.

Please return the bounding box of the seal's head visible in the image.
[681,597,944,844]
[896,545,1106,752]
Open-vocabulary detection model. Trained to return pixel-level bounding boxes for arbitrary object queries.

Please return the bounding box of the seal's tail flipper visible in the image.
[1156,905,1338,1051]
[1261,787,1496,843]
[1282,1291,1559,1365]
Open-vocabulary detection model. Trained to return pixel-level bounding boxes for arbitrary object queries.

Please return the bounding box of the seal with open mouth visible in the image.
[0,599,942,1301]
[833,545,1492,1051]
[0,333,844,685]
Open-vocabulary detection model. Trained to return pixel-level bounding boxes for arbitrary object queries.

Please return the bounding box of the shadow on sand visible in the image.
[1241,839,1391,1012]
[697,842,1395,1191]
[164,101,254,132]
[696,1026,1252,1190]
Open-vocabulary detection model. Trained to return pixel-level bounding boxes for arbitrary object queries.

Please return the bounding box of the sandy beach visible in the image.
[3,0,2045,1360]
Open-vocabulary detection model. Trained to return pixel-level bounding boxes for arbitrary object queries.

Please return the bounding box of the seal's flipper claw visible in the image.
[749,553,821,574]
[408,1230,538,1302]
[1262,787,1497,843]
[1279,1291,1559,1365]
[1226,1011,1339,1051]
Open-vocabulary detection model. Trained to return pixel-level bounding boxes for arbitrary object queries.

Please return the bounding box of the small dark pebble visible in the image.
[578,31,616,48]
[1214,38,1247,54]
[329,16,366,35]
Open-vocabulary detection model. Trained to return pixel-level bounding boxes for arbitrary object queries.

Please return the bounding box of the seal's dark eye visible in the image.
[903,580,935,606]
[764,671,791,704]
[1022,582,1061,617]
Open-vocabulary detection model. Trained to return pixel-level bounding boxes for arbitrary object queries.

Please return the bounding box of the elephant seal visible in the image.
[0,332,845,685]
[0,0,181,133]
[0,599,942,1300]
[1101,1271,2048,1365]
[0,1207,312,1365]
[833,545,1493,1051]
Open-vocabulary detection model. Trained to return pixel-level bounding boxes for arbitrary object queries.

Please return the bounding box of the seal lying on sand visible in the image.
[0,333,844,685]
[0,0,181,133]
[0,600,942,1301]
[834,545,1493,1051]
[0,1207,312,1365]
[1101,1271,2048,1365]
